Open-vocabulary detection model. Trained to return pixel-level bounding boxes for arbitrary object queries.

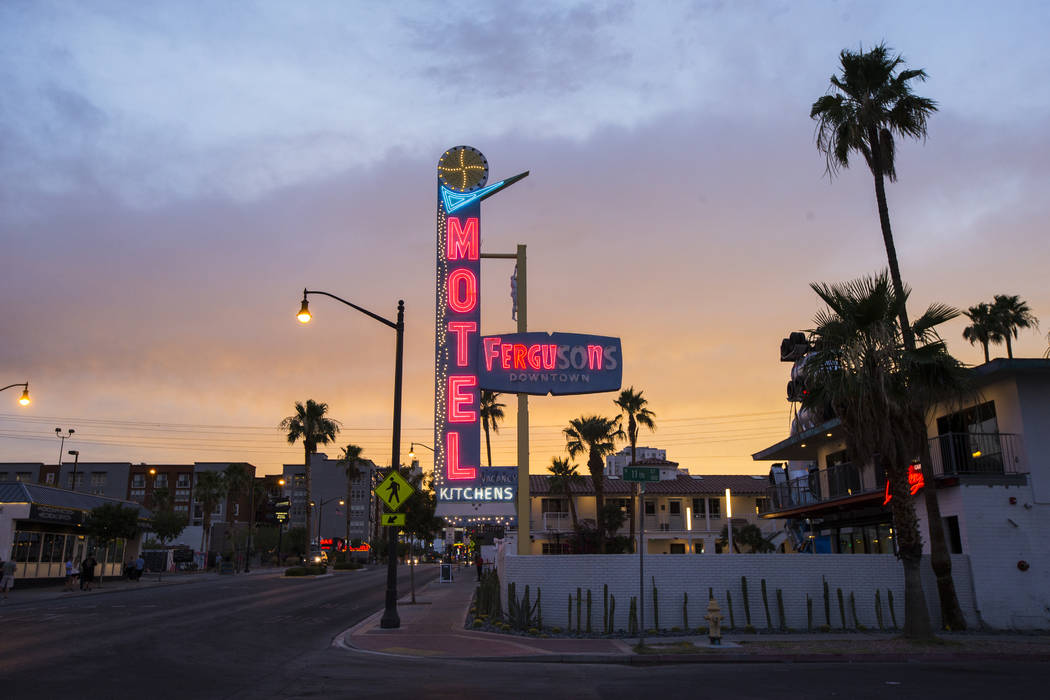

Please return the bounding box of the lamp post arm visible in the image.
[1,383,29,393]
[304,289,397,330]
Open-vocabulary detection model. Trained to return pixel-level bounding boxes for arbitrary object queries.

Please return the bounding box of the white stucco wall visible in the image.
[500,553,981,631]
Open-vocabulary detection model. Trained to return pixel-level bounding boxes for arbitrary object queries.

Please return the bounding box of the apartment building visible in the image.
[281,453,379,548]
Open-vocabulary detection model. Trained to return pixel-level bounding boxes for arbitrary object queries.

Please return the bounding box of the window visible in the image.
[0,472,7,481]
[644,500,655,516]
[68,473,84,490]
[176,474,191,488]
[707,498,721,518]
[90,472,106,495]
[755,497,771,514]
[608,498,630,513]
[131,474,145,488]
[668,501,681,515]
[16,472,32,482]
[936,402,1004,474]
[692,498,704,516]
[233,504,240,517]
[541,498,566,514]
[154,474,168,488]
[45,472,56,485]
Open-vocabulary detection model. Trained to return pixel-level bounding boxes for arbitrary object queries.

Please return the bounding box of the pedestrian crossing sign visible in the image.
[376,470,415,511]
[381,513,406,527]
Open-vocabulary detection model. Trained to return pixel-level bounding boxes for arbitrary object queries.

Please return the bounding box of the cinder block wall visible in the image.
[500,553,980,631]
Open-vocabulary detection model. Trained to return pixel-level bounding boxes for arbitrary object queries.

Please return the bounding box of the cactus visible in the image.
[776,588,786,631]
[726,590,735,629]
[652,576,660,631]
[807,594,813,631]
[603,584,609,634]
[850,591,859,629]
[683,591,689,629]
[887,589,898,629]
[576,587,582,632]
[628,596,639,636]
[476,570,501,619]
[837,588,846,630]
[537,587,542,629]
[609,594,616,634]
[586,589,592,633]
[875,590,884,630]
[741,576,752,627]
[507,583,541,631]
[823,577,831,627]
[568,594,572,632]
[708,586,713,601]
[761,579,772,630]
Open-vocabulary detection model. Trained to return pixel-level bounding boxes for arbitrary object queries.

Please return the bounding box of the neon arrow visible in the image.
[441,171,529,213]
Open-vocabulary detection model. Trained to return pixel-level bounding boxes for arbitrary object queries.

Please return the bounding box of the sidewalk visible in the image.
[0,567,278,607]
[338,570,1050,664]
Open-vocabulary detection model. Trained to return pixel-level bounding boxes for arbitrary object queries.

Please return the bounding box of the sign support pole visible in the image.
[638,482,645,648]
[515,244,530,556]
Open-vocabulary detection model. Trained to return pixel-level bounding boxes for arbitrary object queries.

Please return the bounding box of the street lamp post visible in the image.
[55,428,75,475]
[68,450,80,492]
[297,288,405,629]
[314,496,345,551]
[1,382,31,407]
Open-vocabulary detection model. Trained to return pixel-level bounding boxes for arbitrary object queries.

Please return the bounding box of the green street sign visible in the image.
[623,466,660,482]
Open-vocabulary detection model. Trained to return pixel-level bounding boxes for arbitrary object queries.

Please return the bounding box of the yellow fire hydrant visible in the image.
[705,598,724,646]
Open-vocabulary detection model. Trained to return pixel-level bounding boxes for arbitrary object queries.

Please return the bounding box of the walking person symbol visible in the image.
[385,478,401,506]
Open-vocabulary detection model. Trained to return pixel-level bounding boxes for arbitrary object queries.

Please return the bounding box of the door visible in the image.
[668,500,683,531]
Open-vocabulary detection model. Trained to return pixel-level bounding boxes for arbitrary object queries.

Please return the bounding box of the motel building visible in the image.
[0,481,151,584]
[527,459,775,555]
[751,356,1050,629]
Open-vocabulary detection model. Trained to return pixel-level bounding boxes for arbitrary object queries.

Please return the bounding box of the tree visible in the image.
[403,472,444,546]
[812,45,966,631]
[564,415,624,554]
[150,510,188,579]
[989,294,1039,359]
[962,303,1000,363]
[547,457,581,533]
[223,463,253,559]
[614,386,656,553]
[195,470,227,557]
[802,272,968,639]
[480,390,506,468]
[337,444,366,550]
[279,399,341,547]
[84,503,141,586]
[719,523,775,553]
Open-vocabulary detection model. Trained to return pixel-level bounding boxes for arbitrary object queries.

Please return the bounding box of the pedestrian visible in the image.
[65,559,77,592]
[133,554,145,581]
[81,554,96,591]
[475,551,483,581]
[1,557,15,600]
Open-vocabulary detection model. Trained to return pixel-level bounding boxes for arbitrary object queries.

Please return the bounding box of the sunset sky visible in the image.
[3,1,1048,477]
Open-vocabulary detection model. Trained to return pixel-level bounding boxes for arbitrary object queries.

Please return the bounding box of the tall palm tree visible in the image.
[962,303,1000,363]
[614,387,656,553]
[337,444,365,551]
[479,390,506,468]
[223,462,253,536]
[195,470,228,557]
[812,45,966,631]
[547,457,581,535]
[279,399,341,547]
[802,272,967,639]
[564,415,623,554]
[990,294,1039,359]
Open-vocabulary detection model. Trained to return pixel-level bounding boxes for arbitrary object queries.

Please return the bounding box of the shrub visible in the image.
[552,626,562,634]
[333,561,362,571]
[743,624,756,634]
[472,619,483,628]
[818,624,832,633]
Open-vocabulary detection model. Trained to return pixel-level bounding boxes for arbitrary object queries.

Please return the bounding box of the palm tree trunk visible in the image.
[886,461,934,640]
[304,444,312,550]
[981,341,989,364]
[1005,334,1013,359]
[346,468,352,555]
[590,450,605,554]
[628,438,637,554]
[871,136,965,630]
[484,422,493,468]
[567,488,578,534]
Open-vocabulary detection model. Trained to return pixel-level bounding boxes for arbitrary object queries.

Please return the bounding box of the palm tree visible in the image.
[547,457,581,535]
[990,294,1039,359]
[564,415,624,554]
[337,444,365,551]
[802,272,968,639]
[279,400,341,547]
[479,390,506,467]
[812,45,966,631]
[223,463,253,567]
[614,387,656,553]
[962,303,1000,363]
[195,470,228,557]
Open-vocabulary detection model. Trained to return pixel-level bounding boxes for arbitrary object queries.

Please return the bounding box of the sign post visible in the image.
[623,465,660,648]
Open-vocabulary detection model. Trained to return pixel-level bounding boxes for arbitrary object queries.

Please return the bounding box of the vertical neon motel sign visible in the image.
[433,146,528,511]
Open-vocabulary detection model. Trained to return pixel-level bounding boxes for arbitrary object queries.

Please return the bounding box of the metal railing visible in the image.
[767,461,883,512]
[929,432,1025,476]
[542,512,572,532]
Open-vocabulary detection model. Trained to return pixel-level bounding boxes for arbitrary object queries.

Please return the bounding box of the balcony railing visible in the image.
[543,512,572,532]
[767,461,883,512]
[930,432,1025,476]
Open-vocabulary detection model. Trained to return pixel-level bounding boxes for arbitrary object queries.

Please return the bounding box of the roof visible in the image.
[0,481,152,518]
[531,473,768,496]
[750,417,841,461]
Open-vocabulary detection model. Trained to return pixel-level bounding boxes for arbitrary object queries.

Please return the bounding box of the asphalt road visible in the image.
[1,567,1045,700]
